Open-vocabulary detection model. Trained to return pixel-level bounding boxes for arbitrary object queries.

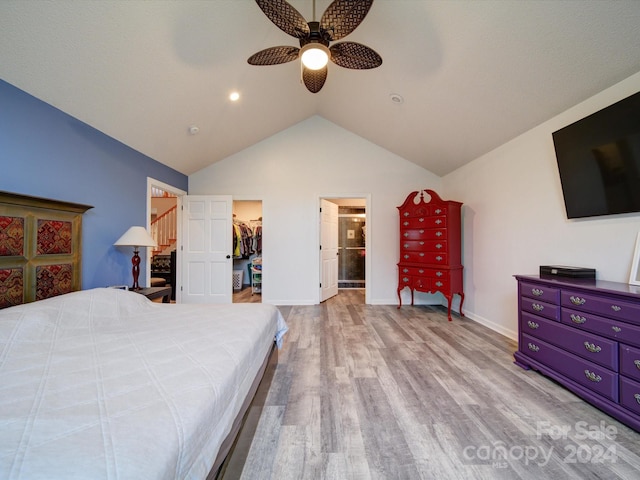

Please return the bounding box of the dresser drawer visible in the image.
[620,376,640,416]
[521,297,560,321]
[562,308,640,348]
[401,240,448,252]
[400,250,448,264]
[520,281,560,304]
[401,228,447,241]
[561,290,640,325]
[620,344,640,382]
[521,313,618,370]
[400,216,437,228]
[522,334,618,401]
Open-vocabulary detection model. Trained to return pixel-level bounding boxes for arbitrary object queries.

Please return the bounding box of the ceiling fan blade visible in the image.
[330,42,382,69]
[320,0,374,41]
[302,66,328,93]
[255,0,310,39]
[248,46,300,65]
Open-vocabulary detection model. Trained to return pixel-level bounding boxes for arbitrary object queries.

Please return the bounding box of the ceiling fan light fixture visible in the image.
[300,43,330,70]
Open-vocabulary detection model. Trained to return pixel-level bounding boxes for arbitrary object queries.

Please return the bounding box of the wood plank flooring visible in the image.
[221,290,640,479]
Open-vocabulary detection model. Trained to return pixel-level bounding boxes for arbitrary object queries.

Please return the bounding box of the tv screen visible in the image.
[552,91,640,219]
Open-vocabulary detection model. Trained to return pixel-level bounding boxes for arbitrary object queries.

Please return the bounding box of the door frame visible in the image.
[317,194,371,304]
[146,177,186,297]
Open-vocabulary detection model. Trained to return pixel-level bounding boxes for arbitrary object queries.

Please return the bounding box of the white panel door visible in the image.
[181,195,233,304]
[320,199,339,302]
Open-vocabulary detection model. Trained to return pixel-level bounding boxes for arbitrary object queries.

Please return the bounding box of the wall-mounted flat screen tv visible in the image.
[552,91,640,219]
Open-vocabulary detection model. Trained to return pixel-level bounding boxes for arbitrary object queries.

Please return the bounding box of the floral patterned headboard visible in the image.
[0,191,92,308]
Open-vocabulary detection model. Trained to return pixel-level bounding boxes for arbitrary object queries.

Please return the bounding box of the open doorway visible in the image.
[232,200,262,303]
[146,178,186,301]
[319,196,369,304]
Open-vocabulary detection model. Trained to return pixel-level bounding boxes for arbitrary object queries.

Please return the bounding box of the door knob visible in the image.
[226,255,231,259]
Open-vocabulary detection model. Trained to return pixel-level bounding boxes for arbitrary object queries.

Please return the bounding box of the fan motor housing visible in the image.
[299,21,331,48]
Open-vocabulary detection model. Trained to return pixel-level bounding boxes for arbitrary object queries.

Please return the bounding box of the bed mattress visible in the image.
[0,288,287,479]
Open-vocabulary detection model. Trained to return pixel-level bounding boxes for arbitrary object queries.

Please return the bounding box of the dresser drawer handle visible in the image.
[419,241,425,245]
[584,342,601,354]
[435,281,443,287]
[611,305,621,312]
[435,209,442,214]
[418,269,424,274]
[419,230,424,234]
[404,254,409,259]
[403,221,409,226]
[419,253,425,257]
[634,360,640,370]
[403,268,409,273]
[612,326,621,333]
[531,303,544,312]
[435,219,442,225]
[527,320,539,329]
[403,277,410,283]
[570,296,586,306]
[570,314,586,324]
[528,343,539,352]
[531,288,544,296]
[436,231,443,237]
[436,271,443,277]
[403,212,409,217]
[436,244,443,249]
[584,370,602,383]
[436,256,443,261]
[635,394,640,405]
[419,218,424,222]
[403,232,409,237]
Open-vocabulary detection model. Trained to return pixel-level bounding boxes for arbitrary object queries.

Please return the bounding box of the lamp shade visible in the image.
[114,226,157,248]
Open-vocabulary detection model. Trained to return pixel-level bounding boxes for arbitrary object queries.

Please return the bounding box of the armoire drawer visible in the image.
[561,290,640,325]
[620,376,640,416]
[520,297,560,322]
[562,308,640,348]
[620,344,640,382]
[401,228,447,241]
[520,281,560,304]
[522,333,618,401]
[521,313,617,370]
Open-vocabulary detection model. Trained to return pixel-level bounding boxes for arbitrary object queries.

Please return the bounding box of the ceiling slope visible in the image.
[1,1,639,176]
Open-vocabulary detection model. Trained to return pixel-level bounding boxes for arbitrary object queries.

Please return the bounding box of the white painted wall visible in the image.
[189,116,442,305]
[443,71,640,340]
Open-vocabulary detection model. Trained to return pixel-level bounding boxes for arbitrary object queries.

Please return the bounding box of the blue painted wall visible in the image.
[0,79,188,289]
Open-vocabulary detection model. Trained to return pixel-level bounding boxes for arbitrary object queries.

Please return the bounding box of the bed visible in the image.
[0,287,288,479]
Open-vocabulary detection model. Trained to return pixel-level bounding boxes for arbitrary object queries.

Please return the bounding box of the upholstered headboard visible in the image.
[0,191,93,308]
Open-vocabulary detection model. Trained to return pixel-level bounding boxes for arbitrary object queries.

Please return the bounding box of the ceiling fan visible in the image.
[248,0,382,93]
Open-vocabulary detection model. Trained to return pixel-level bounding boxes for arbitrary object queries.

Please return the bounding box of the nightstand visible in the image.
[135,286,172,303]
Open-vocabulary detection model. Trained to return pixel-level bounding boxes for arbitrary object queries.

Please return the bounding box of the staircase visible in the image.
[151,205,177,255]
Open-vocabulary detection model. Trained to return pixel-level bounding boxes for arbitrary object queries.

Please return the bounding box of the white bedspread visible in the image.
[0,288,287,480]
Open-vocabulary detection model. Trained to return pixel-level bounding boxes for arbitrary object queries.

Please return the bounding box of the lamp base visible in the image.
[131,249,141,290]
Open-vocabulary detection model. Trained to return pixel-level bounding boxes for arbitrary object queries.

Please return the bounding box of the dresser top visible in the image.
[516,274,640,300]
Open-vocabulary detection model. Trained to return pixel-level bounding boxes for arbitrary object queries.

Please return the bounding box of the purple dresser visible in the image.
[514,275,640,432]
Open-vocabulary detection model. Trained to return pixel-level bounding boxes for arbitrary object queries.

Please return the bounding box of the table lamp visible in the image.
[114,226,158,290]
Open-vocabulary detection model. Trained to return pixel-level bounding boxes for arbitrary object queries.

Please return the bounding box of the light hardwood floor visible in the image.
[221,290,640,479]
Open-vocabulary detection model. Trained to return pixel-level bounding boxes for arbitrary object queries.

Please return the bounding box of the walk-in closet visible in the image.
[232,200,262,303]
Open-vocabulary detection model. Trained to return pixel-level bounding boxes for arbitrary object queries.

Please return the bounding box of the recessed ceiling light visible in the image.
[229,91,240,102]
[389,93,404,104]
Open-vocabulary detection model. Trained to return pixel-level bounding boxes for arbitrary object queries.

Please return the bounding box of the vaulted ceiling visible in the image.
[1,1,640,176]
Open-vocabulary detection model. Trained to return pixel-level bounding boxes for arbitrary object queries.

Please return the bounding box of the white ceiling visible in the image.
[1,1,640,176]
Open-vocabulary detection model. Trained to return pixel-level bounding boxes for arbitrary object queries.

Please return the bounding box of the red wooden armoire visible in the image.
[397,189,464,320]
